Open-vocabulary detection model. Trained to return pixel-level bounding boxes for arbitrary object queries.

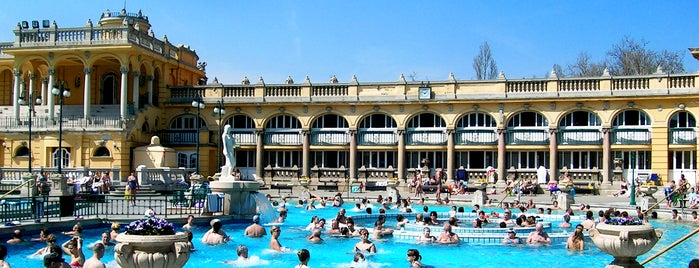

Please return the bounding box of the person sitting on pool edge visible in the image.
[202,219,230,245]
[437,223,459,244]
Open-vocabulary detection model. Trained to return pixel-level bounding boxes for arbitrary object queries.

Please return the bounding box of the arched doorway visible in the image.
[100,73,118,104]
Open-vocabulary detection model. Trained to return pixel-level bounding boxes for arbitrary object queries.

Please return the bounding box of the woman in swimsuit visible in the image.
[566,224,585,251]
[354,228,377,253]
[62,236,85,267]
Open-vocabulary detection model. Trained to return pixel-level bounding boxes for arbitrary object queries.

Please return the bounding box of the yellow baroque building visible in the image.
[1,8,699,194]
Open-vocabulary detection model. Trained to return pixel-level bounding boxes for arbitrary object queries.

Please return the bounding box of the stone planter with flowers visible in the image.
[114,217,191,268]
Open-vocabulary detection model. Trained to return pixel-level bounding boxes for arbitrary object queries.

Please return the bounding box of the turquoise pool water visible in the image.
[5,203,698,267]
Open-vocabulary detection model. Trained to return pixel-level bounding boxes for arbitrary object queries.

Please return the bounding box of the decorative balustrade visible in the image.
[310,130,350,145]
[669,128,697,145]
[156,130,198,145]
[0,167,121,184]
[454,129,498,145]
[613,77,649,90]
[230,130,257,145]
[169,87,205,104]
[263,131,303,145]
[405,129,447,145]
[12,25,186,61]
[167,72,698,104]
[559,79,600,91]
[357,166,396,182]
[263,165,300,180]
[311,85,348,96]
[224,86,255,97]
[612,128,652,144]
[558,128,603,145]
[506,128,549,145]
[0,115,122,130]
[670,76,695,88]
[265,86,300,97]
[357,129,398,146]
[506,80,547,93]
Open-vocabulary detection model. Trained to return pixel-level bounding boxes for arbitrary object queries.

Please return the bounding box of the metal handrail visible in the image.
[0,178,33,199]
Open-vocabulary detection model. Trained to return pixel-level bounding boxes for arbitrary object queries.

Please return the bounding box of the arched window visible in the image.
[14,146,29,157]
[224,115,255,129]
[407,113,446,128]
[170,114,206,129]
[560,111,601,127]
[51,148,71,168]
[265,115,301,129]
[312,114,348,129]
[507,111,548,127]
[359,114,397,129]
[94,146,111,157]
[670,111,696,128]
[613,110,651,126]
[456,112,496,128]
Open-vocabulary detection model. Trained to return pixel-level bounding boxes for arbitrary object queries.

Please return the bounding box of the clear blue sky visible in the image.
[1,1,697,84]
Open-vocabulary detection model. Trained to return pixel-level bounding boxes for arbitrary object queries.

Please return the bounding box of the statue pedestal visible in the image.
[49,174,70,196]
[640,196,656,212]
[387,180,400,202]
[21,173,36,196]
[208,180,260,218]
[557,192,574,210]
[473,190,487,207]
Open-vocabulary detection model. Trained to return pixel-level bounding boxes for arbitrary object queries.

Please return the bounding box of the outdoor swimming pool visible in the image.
[5,202,698,267]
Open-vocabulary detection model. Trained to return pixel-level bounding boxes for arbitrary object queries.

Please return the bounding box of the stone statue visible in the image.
[221,125,239,180]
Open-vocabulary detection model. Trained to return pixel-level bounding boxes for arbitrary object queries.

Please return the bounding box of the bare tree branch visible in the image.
[473,42,498,80]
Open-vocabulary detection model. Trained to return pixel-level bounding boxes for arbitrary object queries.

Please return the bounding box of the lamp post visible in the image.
[51,81,70,175]
[191,98,205,174]
[213,101,225,172]
[17,89,42,174]
[630,153,637,206]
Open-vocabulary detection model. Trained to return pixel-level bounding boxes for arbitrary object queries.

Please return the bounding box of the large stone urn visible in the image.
[588,223,663,268]
[115,233,191,268]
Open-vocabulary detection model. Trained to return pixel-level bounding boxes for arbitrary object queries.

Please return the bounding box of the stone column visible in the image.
[13,69,21,121]
[120,66,129,119]
[446,128,455,183]
[28,73,36,101]
[255,130,264,180]
[132,71,140,111]
[549,127,558,182]
[397,129,406,180]
[497,127,506,186]
[602,127,611,185]
[349,129,357,181]
[147,75,154,105]
[301,129,310,178]
[47,69,55,120]
[40,78,48,105]
[83,68,92,120]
